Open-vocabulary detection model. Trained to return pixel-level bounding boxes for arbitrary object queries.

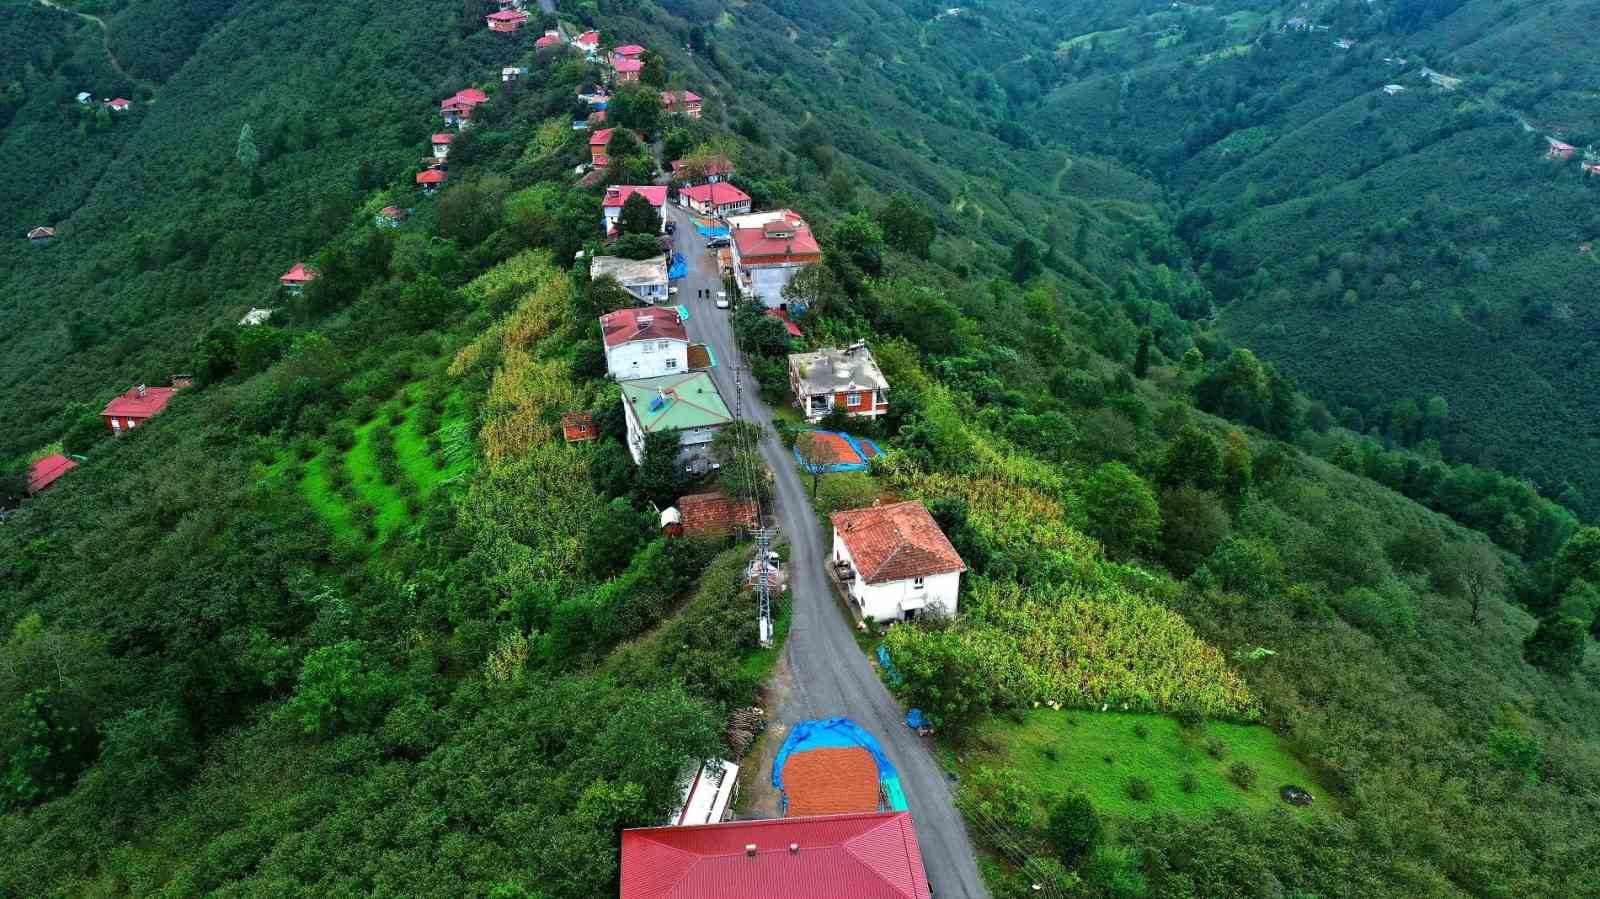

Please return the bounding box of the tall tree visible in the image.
[615,192,662,237]
[1010,238,1042,283]
[878,194,935,258]
[235,123,259,170]
[1081,462,1162,560]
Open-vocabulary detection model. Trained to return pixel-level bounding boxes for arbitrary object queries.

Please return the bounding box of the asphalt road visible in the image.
[665,202,990,898]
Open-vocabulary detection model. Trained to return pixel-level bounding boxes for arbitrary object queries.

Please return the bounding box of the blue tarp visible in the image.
[906,709,929,730]
[877,644,902,686]
[693,221,730,238]
[792,430,884,474]
[667,252,687,280]
[772,717,907,814]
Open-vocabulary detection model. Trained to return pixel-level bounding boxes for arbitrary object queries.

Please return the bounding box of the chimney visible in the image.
[136,384,147,398]
[744,843,758,858]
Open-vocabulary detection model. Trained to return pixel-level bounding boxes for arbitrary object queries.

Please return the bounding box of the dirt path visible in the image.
[37,0,155,96]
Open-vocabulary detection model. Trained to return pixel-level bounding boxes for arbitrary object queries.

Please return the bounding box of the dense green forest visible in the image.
[0,0,1597,896]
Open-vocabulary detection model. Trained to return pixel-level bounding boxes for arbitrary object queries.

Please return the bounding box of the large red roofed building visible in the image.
[679,181,752,218]
[431,133,453,158]
[612,43,646,59]
[661,89,703,118]
[620,812,931,899]
[601,306,687,378]
[727,210,823,307]
[101,384,178,434]
[573,30,601,53]
[612,56,643,82]
[1548,138,1577,160]
[831,500,964,623]
[441,88,488,126]
[535,29,561,48]
[416,169,448,194]
[486,8,529,32]
[27,454,76,495]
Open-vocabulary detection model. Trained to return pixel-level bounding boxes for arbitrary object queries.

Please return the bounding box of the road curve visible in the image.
[665,201,990,898]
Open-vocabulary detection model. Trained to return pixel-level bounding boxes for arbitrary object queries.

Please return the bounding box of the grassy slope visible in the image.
[961,710,1325,823]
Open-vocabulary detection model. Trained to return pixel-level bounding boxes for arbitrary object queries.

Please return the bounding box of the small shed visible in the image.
[561,410,598,442]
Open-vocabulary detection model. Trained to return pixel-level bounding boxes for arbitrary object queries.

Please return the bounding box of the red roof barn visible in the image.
[561,411,598,442]
[101,384,177,434]
[620,812,931,899]
[27,454,77,495]
[677,491,759,536]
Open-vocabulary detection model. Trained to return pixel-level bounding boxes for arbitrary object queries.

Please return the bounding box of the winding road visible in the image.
[666,201,990,898]
[36,0,152,94]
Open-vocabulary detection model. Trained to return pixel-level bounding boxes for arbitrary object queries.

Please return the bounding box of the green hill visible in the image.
[0,0,1597,897]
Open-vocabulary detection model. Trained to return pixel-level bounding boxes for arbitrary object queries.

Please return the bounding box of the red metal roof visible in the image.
[591,127,615,147]
[732,212,821,262]
[416,169,448,184]
[830,501,965,585]
[576,30,600,44]
[27,454,76,495]
[101,385,176,421]
[620,812,930,899]
[486,9,528,21]
[280,262,316,285]
[677,492,758,536]
[105,98,131,110]
[765,308,803,337]
[613,57,644,73]
[601,306,686,348]
[613,43,646,56]
[661,89,702,107]
[441,88,488,110]
[431,133,454,145]
[561,411,598,442]
[603,184,668,209]
[681,182,750,207]
[535,33,560,47]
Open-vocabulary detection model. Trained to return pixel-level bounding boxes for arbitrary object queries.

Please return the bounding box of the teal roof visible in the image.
[620,372,733,433]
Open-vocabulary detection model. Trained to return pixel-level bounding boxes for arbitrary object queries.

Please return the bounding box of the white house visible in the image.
[788,342,890,420]
[591,254,670,305]
[678,181,752,218]
[830,501,965,624]
[600,305,688,379]
[601,185,669,234]
[618,371,732,468]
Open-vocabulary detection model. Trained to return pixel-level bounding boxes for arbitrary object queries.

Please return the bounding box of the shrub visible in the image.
[1045,792,1103,867]
[1133,721,1149,739]
[1125,777,1152,801]
[349,396,378,423]
[329,421,357,452]
[1175,707,1204,729]
[388,408,407,427]
[1205,736,1226,759]
[1180,772,1199,793]
[1228,761,1257,790]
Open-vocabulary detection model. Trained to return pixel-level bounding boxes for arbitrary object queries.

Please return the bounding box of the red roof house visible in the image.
[561,410,599,442]
[1583,161,1600,176]
[280,262,317,293]
[101,384,177,434]
[486,8,529,32]
[27,454,76,495]
[613,43,646,59]
[376,206,409,227]
[590,126,616,166]
[612,56,643,82]
[831,500,965,622]
[1548,138,1577,160]
[677,491,759,536]
[620,812,931,899]
[661,89,703,118]
[731,211,822,267]
[680,182,752,218]
[431,132,453,158]
[416,169,448,193]
[535,29,561,48]
[27,226,55,243]
[104,98,132,112]
[671,155,734,183]
[602,184,670,233]
[573,30,601,53]
[441,88,488,125]
[601,305,688,348]
[766,308,803,337]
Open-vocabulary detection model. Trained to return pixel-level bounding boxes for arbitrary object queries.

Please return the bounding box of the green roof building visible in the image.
[619,371,733,467]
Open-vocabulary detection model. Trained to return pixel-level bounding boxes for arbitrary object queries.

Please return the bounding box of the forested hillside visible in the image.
[958,0,1600,517]
[1,0,1598,897]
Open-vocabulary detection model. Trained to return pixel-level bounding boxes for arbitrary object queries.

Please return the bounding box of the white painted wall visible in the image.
[743,263,806,308]
[832,528,960,622]
[606,337,687,380]
[623,404,723,466]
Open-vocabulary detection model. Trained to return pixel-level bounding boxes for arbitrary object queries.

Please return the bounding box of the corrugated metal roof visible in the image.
[621,811,930,898]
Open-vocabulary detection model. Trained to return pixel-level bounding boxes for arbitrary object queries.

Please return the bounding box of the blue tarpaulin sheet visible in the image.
[667,252,687,280]
[772,718,907,814]
[694,221,730,238]
[793,430,884,474]
[877,644,902,686]
[906,708,928,730]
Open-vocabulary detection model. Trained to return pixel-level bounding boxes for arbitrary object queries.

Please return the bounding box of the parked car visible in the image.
[715,292,730,309]
[706,236,730,249]
[665,220,677,233]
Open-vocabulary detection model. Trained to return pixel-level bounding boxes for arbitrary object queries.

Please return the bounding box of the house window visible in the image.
[847,393,861,406]
[913,576,925,590]
[658,341,669,351]
[642,342,654,353]
[665,358,678,370]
